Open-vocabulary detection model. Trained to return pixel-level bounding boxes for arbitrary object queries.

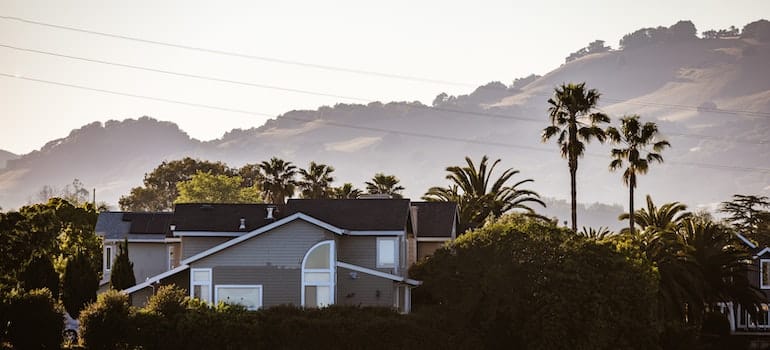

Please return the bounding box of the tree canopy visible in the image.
[175,171,261,204]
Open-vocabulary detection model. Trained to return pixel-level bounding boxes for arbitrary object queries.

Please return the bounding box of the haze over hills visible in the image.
[0,150,18,170]
[1,20,768,230]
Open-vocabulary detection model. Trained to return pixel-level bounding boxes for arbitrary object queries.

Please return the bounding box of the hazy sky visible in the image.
[1,0,767,154]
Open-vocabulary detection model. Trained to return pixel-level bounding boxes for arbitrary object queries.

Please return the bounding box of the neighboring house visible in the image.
[105,199,457,313]
[719,233,770,332]
[94,212,180,293]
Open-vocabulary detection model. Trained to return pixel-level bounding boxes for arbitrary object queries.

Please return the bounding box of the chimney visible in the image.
[266,206,276,220]
[239,218,246,230]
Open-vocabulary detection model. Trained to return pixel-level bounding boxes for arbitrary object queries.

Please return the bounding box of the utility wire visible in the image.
[3,14,770,119]
[2,43,767,147]
[2,72,769,174]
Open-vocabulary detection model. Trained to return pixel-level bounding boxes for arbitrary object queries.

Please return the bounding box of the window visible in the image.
[190,268,212,303]
[762,259,770,289]
[215,285,262,310]
[377,237,398,268]
[104,246,113,272]
[302,241,335,308]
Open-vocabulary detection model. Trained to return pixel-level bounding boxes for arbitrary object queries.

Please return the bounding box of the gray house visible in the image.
[100,199,458,313]
[95,212,180,292]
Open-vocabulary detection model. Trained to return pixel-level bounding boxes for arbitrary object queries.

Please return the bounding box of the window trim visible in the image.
[104,245,114,272]
[190,268,213,303]
[301,240,335,307]
[376,237,398,269]
[761,259,770,289]
[214,284,263,310]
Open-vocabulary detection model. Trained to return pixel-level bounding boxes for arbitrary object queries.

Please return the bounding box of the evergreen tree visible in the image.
[110,239,136,291]
[62,252,98,318]
[19,255,60,298]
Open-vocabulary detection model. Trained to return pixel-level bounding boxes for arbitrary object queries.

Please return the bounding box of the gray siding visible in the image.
[128,242,168,282]
[338,236,400,275]
[337,267,395,308]
[127,267,190,308]
[130,287,153,307]
[213,266,300,307]
[182,236,232,260]
[417,242,445,261]
[192,220,336,268]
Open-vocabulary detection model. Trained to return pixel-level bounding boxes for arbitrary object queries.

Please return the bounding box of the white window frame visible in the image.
[301,240,335,308]
[376,237,398,269]
[761,259,770,289]
[215,285,263,310]
[190,268,212,303]
[104,245,114,272]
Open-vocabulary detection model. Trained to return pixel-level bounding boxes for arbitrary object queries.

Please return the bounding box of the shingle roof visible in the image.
[286,199,410,231]
[95,212,131,240]
[95,212,172,240]
[123,212,173,237]
[172,203,283,232]
[410,202,458,238]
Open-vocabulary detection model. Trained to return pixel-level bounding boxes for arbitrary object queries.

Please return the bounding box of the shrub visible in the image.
[701,311,730,336]
[5,288,64,349]
[79,290,133,350]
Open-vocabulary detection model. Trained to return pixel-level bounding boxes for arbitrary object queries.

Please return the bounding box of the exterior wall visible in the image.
[213,266,300,306]
[407,236,417,268]
[128,242,169,283]
[130,287,153,307]
[169,242,182,269]
[337,267,395,308]
[338,235,400,275]
[182,236,232,260]
[128,267,190,307]
[417,242,445,261]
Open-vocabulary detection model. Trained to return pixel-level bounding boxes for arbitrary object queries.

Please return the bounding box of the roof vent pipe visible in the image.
[266,207,275,220]
[239,218,246,230]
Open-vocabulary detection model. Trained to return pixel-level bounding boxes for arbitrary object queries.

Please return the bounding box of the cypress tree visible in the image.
[62,252,98,318]
[110,238,136,291]
[19,255,60,298]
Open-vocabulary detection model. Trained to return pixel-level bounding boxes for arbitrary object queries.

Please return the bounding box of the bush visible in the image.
[701,311,730,336]
[79,290,133,350]
[5,288,64,349]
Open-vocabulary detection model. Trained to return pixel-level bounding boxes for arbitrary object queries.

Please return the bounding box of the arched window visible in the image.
[302,240,335,307]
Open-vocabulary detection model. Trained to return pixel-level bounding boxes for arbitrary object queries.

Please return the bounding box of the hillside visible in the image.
[1,20,768,229]
[0,150,17,170]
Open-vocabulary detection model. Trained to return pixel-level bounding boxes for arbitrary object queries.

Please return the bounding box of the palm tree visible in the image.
[332,183,363,199]
[619,195,690,234]
[423,156,545,232]
[365,173,405,198]
[298,162,335,199]
[607,115,670,235]
[258,157,297,204]
[542,82,610,232]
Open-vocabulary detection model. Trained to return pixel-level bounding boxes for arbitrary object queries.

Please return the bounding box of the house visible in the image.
[94,212,180,293]
[718,233,770,332]
[95,199,458,313]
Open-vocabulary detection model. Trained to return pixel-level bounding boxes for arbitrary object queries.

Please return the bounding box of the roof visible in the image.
[172,203,283,232]
[95,212,172,240]
[410,202,458,238]
[286,199,410,231]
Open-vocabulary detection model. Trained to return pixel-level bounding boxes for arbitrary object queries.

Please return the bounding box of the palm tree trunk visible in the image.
[570,165,577,232]
[629,177,635,236]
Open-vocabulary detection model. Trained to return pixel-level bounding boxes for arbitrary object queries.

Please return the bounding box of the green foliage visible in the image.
[4,288,64,350]
[298,161,336,199]
[175,170,262,204]
[110,238,136,291]
[332,183,363,199]
[144,284,189,318]
[720,194,770,246]
[542,82,610,231]
[79,290,133,350]
[62,252,98,318]
[19,255,60,298]
[119,157,234,211]
[259,157,298,204]
[620,20,698,49]
[365,173,405,198]
[411,215,660,349]
[423,155,545,232]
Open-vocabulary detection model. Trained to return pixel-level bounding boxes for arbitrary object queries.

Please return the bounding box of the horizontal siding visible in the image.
[338,236,400,275]
[213,266,300,307]
[182,236,232,260]
[128,242,168,282]
[337,267,395,308]
[417,242,445,261]
[193,220,336,268]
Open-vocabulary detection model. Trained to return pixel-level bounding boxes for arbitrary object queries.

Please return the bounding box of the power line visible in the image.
[2,72,769,175]
[3,14,770,120]
[2,43,767,147]
[0,15,474,88]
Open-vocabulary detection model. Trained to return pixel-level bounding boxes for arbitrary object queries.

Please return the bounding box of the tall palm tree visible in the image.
[365,173,405,198]
[619,195,691,234]
[258,157,297,204]
[608,115,670,235]
[423,156,545,232]
[298,162,335,199]
[332,183,363,199]
[542,82,610,232]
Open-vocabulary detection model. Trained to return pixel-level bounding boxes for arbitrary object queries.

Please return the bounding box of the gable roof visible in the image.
[410,202,458,238]
[95,212,172,240]
[286,199,410,231]
[172,203,284,232]
[181,213,345,265]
